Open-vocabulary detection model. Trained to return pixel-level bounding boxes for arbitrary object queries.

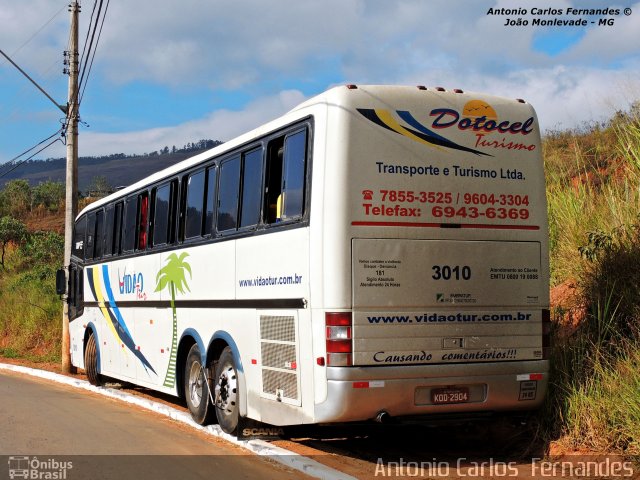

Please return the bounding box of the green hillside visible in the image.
[0,139,222,192]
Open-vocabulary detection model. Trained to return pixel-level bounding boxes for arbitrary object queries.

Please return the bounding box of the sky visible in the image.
[0,0,639,166]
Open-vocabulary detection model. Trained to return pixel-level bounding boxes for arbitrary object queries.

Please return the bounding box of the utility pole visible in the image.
[62,0,80,374]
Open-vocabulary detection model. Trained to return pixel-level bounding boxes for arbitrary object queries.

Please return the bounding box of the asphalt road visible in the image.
[0,371,309,480]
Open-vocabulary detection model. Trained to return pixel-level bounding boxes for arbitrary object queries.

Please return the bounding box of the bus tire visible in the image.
[184,343,216,425]
[84,332,103,386]
[214,347,239,435]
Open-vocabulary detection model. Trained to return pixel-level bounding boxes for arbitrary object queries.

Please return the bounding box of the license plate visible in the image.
[431,387,470,405]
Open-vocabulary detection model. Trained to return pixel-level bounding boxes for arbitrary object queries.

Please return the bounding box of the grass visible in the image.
[562,350,640,453]
[0,231,63,363]
[542,103,640,455]
[548,295,640,454]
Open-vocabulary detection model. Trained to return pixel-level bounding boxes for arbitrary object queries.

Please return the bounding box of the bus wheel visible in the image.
[184,343,216,425]
[84,332,103,386]
[214,347,239,435]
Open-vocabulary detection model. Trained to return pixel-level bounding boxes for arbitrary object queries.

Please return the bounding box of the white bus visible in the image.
[65,85,550,435]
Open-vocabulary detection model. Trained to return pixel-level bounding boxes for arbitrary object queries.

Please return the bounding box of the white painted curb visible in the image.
[0,363,356,480]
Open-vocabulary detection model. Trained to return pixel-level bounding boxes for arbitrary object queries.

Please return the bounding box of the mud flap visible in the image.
[236,417,286,440]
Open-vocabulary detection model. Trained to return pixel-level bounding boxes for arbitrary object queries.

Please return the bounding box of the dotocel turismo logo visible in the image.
[358,99,537,155]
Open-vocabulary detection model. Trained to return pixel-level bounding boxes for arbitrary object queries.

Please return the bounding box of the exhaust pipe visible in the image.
[375,411,390,424]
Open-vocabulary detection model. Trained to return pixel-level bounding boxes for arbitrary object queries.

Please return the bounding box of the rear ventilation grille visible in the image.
[262,369,298,399]
[259,315,300,405]
[260,315,296,342]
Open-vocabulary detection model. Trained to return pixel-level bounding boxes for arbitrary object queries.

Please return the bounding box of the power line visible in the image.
[9,3,67,57]
[0,48,66,114]
[0,130,63,179]
[78,0,99,78]
[77,0,104,102]
[79,0,110,105]
[1,1,110,184]
[61,0,108,133]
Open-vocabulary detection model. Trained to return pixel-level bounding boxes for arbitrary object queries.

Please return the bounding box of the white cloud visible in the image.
[74,89,306,157]
[95,0,364,88]
[560,2,640,63]
[486,64,640,131]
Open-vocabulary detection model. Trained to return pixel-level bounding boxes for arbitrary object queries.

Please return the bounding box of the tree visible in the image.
[0,180,32,219]
[0,216,27,268]
[32,181,65,212]
[155,252,192,387]
[87,176,113,198]
[22,230,64,266]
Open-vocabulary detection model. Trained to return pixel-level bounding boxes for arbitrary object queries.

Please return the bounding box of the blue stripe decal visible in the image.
[102,265,134,340]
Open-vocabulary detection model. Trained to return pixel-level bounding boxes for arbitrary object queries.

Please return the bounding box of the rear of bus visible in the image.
[313,85,550,423]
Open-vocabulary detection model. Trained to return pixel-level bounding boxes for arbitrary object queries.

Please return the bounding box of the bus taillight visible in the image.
[325,312,353,366]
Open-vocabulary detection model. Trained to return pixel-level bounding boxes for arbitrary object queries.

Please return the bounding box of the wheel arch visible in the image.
[176,329,206,400]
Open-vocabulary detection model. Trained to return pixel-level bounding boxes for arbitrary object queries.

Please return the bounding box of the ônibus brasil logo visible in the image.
[357,99,536,155]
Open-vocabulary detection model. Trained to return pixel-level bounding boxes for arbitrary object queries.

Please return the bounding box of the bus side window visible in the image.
[104,205,115,256]
[281,129,307,220]
[264,139,284,224]
[168,179,178,244]
[122,195,137,253]
[137,191,149,251]
[73,216,86,259]
[94,209,104,259]
[69,264,84,320]
[85,212,96,260]
[217,156,241,232]
[113,202,123,255]
[151,184,170,247]
[239,148,263,229]
[204,166,217,235]
[264,128,307,224]
[184,170,206,239]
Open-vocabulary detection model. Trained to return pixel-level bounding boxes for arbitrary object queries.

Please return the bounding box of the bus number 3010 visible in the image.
[432,265,471,280]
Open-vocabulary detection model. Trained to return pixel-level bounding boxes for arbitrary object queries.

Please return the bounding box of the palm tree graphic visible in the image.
[155,252,192,388]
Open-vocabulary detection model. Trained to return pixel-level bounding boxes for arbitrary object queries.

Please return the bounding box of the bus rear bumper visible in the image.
[313,360,549,424]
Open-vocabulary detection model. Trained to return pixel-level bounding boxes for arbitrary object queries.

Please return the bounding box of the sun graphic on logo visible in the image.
[462,100,497,120]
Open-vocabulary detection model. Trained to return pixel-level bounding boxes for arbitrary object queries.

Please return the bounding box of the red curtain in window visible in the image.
[138,194,149,250]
